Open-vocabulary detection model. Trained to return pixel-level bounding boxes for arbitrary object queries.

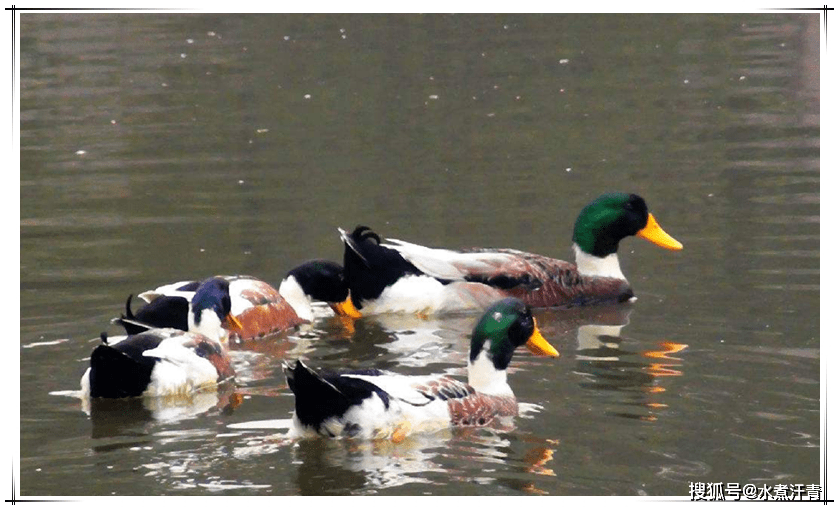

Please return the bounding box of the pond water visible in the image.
[19,13,820,497]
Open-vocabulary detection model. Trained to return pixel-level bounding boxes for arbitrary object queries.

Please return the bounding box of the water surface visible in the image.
[20,13,820,496]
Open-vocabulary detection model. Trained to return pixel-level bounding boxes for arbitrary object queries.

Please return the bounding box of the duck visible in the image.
[278,259,360,320]
[283,297,560,441]
[337,193,683,316]
[115,261,353,341]
[80,277,239,398]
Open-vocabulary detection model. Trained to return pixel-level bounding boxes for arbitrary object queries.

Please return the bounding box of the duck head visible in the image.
[188,277,243,341]
[467,298,559,395]
[279,259,360,321]
[572,193,683,278]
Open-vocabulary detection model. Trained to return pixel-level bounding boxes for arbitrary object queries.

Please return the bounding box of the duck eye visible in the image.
[520,317,534,334]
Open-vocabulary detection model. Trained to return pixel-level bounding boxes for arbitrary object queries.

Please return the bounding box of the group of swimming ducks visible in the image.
[78,192,683,442]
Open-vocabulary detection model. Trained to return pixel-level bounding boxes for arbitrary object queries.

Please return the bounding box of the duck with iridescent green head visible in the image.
[337,193,683,316]
[284,297,559,441]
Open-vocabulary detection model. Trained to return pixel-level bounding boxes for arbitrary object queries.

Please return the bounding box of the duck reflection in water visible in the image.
[83,385,242,440]
[568,305,688,422]
[315,312,479,371]
[286,427,559,495]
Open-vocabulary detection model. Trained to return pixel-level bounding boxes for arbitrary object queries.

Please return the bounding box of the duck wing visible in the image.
[137,280,199,303]
[349,371,518,427]
[141,330,234,381]
[386,240,633,307]
[226,276,281,308]
[285,361,470,416]
[344,372,474,405]
[385,239,564,284]
[225,276,307,339]
[382,238,512,281]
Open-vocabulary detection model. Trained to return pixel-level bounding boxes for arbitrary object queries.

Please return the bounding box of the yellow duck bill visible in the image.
[525,320,560,357]
[330,295,363,319]
[636,213,683,251]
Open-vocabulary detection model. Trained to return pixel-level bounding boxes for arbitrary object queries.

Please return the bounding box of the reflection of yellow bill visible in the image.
[636,213,683,250]
[338,316,356,336]
[525,319,559,357]
[644,342,688,359]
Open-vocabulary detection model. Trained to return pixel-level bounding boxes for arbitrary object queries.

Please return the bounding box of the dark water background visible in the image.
[19,13,820,496]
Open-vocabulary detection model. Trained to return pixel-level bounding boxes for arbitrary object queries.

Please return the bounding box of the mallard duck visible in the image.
[80,277,238,398]
[283,297,559,441]
[278,259,360,320]
[116,261,352,341]
[337,193,683,316]
[125,275,304,341]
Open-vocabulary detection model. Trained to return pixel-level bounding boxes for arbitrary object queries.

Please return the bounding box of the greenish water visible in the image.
[20,13,820,496]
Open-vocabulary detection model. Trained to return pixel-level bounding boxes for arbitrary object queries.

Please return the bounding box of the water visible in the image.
[19,13,820,496]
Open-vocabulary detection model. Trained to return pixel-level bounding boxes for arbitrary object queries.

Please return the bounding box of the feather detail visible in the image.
[386,243,634,309]
[341,373,460,406]
[229,278,282,312]
[447,393,518,427]
[138,280,198,303]
[113,294,190,335]
[232,299,306,341]
[410,375,476,401]
[339,226,375,268]
[465,249,634,307]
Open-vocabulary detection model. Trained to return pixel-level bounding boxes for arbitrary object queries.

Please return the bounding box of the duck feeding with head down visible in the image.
[283,297,560,441]
[337,192,683,317]
[277,259,360,320]
[80,277,239,399]
[114,261,354,342]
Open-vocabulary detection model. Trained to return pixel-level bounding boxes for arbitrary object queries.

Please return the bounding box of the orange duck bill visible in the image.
[525,320,560,357]
[636,213,683,251]
[225,313,244,332]
[330,295,363,319]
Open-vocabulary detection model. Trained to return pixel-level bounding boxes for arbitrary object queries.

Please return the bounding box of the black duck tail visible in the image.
[339,226,378,269]
[113,295,190,335]
[339,225,423,307]
[284,360,387,432]
[111,295,151,335]
[88,343,156,398]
